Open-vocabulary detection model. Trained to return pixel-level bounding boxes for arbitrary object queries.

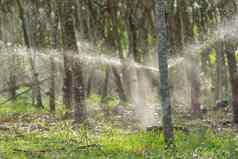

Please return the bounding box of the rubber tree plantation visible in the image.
[1,0,238,158]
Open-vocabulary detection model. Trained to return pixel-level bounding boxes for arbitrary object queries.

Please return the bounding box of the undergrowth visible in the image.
[0,99,238,159]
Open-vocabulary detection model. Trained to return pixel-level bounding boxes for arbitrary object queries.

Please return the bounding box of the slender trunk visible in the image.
[61,0,86,124]
[106,0,127,102]
[112,67,127,102]
[167,0,182,55]
[9,72,17,101]
[190,73,201,113]
[60,0,73,109]
[48,0,58,112]
[63,57,73,109]
[186,53,201,114]
[34,73,43,107]
[49,57,56,112]
[124,3,139,104]
[86,69,94,97]
[215,41,226,102]
[101,66,110,102]
[156,0,174,145]
[72,61,86,123]
[225,42,238,124]
[16,0,43,108]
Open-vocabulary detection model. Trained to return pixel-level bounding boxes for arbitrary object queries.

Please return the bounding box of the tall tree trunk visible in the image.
[225,42,238,124]
[60,0,73,109]
[61,0,86,124]
[106,0,127,103]
[16,0,43,108]
[5,10,17,102]
[124,1,140,105]
[48,0,58,112]
[156,0,174,145]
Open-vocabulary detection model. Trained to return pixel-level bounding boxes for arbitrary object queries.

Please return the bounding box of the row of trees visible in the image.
[0,0,238,145]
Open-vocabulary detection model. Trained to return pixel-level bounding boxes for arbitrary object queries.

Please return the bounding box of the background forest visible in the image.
[1,0,238,158]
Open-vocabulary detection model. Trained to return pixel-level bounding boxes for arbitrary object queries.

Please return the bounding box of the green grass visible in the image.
[1,128,238,159]
[1,99,238,158]
[0,99,45,118]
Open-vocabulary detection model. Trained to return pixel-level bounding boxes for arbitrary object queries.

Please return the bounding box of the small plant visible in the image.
[102,96,120,110]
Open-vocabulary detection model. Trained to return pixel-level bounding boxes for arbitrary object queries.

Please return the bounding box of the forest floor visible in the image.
[0,99,238,159]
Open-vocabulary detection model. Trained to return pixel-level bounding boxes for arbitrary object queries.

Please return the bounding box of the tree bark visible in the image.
[9,72,17,101]
[112,67,127,102]
[86,69,95,97]
[225,42,238,124]
[48,0,59,112]
[156,0,174,146]
[60,0,73,109]
[215,41,226,102]
[16,0,43,108]
[61,0,86,124]
[49,57,56,112]
[101,66,110,102]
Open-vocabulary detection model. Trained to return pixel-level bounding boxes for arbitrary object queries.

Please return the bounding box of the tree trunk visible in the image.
[61,0,86,124]
[49,57,56,112]
[112,67,127,102]
[72,61,86,123]
[156,0,174,145]
[60,0,73,109]
[9,72,17,101]
[225,42,238,124]
[34,73,43,107]
[101,66,110,102]
[48,0,59,112]
[190,73,201,113]
[16,0,43,108]
[63,57,73,109]
[86,69,95,97]
[215,41,226,102]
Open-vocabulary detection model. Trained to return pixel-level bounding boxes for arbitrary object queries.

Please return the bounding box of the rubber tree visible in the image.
[156,0,174,145]
[47,0,59,112]
[0,2,18,101]
[61,0,86,123]
[16,0,43,108]
[225,41,238,124]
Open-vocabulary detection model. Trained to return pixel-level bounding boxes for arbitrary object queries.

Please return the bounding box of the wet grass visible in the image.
[0,100,238,158]
[1,127,238,159]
